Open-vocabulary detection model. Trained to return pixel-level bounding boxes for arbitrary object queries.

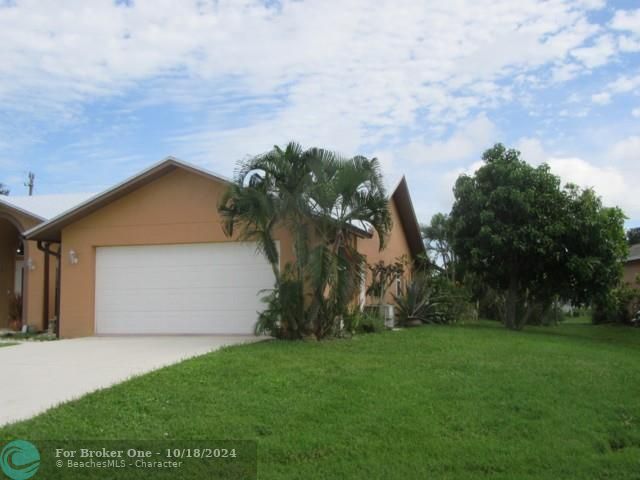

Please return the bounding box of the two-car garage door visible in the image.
[94,243,275,335]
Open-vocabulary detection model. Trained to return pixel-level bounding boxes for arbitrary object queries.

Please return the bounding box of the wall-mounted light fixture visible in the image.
[26,258,35,271]
[69,250,79,265]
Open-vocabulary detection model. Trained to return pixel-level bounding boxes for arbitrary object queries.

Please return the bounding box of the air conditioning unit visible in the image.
[363,304,395,328]
[381,304,395,328]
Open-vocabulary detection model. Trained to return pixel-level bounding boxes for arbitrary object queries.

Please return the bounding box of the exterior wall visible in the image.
[23,241,57,331]
[357,198,413,305]
[59,169,296,338]
[623,260,640,288]
[0,210,53,331]
[0,220,19,328]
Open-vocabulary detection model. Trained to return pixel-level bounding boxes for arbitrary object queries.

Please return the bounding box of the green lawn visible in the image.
[2,322,640,479]
[0,342,16,348]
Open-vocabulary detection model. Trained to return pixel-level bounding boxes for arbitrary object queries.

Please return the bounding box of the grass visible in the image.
[2,321,640,479]
[0,342,16,348]
[0,331,57,341]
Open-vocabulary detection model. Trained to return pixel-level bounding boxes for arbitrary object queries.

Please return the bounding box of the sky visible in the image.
[0,0,638,227]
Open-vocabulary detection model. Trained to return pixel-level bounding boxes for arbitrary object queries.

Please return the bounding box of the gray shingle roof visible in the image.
[628,244,640,263]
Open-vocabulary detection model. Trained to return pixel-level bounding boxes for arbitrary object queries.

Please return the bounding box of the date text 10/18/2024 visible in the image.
[56,447,237,467]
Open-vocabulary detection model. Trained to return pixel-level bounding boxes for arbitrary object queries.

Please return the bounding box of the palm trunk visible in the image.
[309,230,344,338]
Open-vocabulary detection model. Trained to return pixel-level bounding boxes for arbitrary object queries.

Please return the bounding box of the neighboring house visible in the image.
[0,193,93,332]
[624,244,640,288]
[12,157,423,338]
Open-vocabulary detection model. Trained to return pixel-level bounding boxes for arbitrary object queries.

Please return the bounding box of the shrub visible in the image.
[8,293,22,322]
[592,285,640,325]
[342,308,363,335]
[393,274,474,326]
[526,301,566,326]
[255,267,307,339]
[356,310,385,333]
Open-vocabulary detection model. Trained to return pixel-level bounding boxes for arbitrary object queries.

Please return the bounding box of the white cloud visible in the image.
[632,108,640,118]
[513,136,640,221]
[591,72,640,106]
[546,156,639,221]
[618,35,640,52]
[0,0,614,161]
[571,35,617,68]
[403,115,498,165]
[591,92,612,105]
[516,137,548,165]
[609,135,640,166]
[611,8,640,35]
[1,0,637,226]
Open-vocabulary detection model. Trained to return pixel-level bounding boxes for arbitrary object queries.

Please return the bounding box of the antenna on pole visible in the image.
[25,172,35,196]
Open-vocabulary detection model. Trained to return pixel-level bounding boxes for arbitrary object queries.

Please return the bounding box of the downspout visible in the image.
[37,241,61,337]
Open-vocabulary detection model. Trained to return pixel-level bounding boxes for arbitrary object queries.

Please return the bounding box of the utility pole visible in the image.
[25,172,35,196]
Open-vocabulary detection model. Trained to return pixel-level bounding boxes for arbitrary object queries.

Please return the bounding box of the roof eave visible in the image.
[25,156,232,242]
[390,176,425,259]
[0,198,46,228]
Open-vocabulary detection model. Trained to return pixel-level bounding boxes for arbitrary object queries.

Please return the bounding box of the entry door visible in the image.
[94,242,275,335]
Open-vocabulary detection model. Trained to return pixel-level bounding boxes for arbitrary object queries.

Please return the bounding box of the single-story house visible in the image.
[3,157,423,338]
[624,244,640,287]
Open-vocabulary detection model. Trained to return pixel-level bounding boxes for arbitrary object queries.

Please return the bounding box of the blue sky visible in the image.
[0,0,638,226]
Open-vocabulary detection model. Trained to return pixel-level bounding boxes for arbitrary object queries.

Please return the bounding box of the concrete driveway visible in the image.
[0,335,258,426]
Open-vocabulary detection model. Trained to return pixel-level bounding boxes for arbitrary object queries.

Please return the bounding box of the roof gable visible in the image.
[25,157,231,242]
[389,176,425,258]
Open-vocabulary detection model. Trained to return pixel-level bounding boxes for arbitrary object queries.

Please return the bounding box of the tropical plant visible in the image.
[219,142,392,339]
[366,257,406,305]
[255,266,306,339]
[421,213,457,281]
[392,275,456,326]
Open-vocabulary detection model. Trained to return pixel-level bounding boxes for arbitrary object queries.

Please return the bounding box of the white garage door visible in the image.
[95,242,276,335]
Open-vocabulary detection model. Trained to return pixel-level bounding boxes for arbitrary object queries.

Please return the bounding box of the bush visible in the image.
[592,285,640,325]
[392,274,475,326]
[255,267,306,339]
[526,302,566,326]
[356,309,386,333]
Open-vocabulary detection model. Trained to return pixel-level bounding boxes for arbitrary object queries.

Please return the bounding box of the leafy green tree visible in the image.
[219,142,391,339]
[450,143,627,330]
[628,228,640,246]
[421,213,457,281]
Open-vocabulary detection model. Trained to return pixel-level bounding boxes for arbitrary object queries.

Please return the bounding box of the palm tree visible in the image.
[219,142,392,339]
[304,152,392,336]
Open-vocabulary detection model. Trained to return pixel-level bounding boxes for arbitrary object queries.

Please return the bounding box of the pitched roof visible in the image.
[24,156,421,250]
[0,193,95,221]
[389,176,425,258]
[628,244,640,263]
[25,157,232,242]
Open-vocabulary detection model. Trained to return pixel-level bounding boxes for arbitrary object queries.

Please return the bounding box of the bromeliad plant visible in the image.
[219,142,392,339]
[393,274,470,327]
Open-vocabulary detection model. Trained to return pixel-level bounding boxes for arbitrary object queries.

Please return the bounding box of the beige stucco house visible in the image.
[2,157,423,338]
